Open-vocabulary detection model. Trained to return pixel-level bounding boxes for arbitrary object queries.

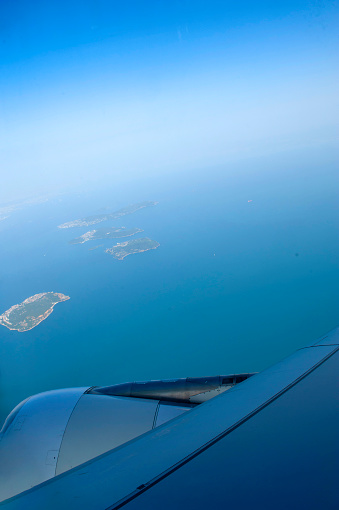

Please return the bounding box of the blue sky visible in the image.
[0,1,338,202]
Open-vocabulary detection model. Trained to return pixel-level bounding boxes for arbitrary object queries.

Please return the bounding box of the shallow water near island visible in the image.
[0,149,338,426]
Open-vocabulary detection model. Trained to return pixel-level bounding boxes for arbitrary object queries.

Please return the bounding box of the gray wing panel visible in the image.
[118,346,339,510]
[1,327,338,509]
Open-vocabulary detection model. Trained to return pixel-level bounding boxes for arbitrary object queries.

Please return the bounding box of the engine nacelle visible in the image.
[0,373,254,501]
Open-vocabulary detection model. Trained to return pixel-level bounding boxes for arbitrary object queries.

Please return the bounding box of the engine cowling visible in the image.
[0,373,254,501]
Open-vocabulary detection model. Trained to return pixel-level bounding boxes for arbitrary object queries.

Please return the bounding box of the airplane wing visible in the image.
[1,327,338,509]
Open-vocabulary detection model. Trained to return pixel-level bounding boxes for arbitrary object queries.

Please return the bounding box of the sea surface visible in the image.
[0,150,338,426]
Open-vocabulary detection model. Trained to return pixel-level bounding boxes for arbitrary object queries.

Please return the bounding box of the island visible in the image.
[69,227,143,245]
[105,237,160,260]
[88,244,104,251]
[58,201,158,229]
[0,292,70,332]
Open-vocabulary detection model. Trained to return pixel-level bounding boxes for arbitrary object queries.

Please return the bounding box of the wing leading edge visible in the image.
[1,327,338,509]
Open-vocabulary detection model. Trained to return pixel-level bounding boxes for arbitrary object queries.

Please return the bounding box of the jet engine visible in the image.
[0,373,254,501]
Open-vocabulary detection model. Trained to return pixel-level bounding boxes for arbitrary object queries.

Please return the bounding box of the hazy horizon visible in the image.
[1,1,338,203]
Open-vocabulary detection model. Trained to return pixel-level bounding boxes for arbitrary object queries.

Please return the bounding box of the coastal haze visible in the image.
[0,1,338,426]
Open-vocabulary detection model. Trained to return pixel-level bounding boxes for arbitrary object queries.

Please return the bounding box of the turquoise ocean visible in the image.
[0,150,338,426]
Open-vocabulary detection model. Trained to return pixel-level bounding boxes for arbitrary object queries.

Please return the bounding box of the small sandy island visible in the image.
[0,292,70,332]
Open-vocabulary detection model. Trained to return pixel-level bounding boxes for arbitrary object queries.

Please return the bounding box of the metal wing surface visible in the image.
[1,327,338,509]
